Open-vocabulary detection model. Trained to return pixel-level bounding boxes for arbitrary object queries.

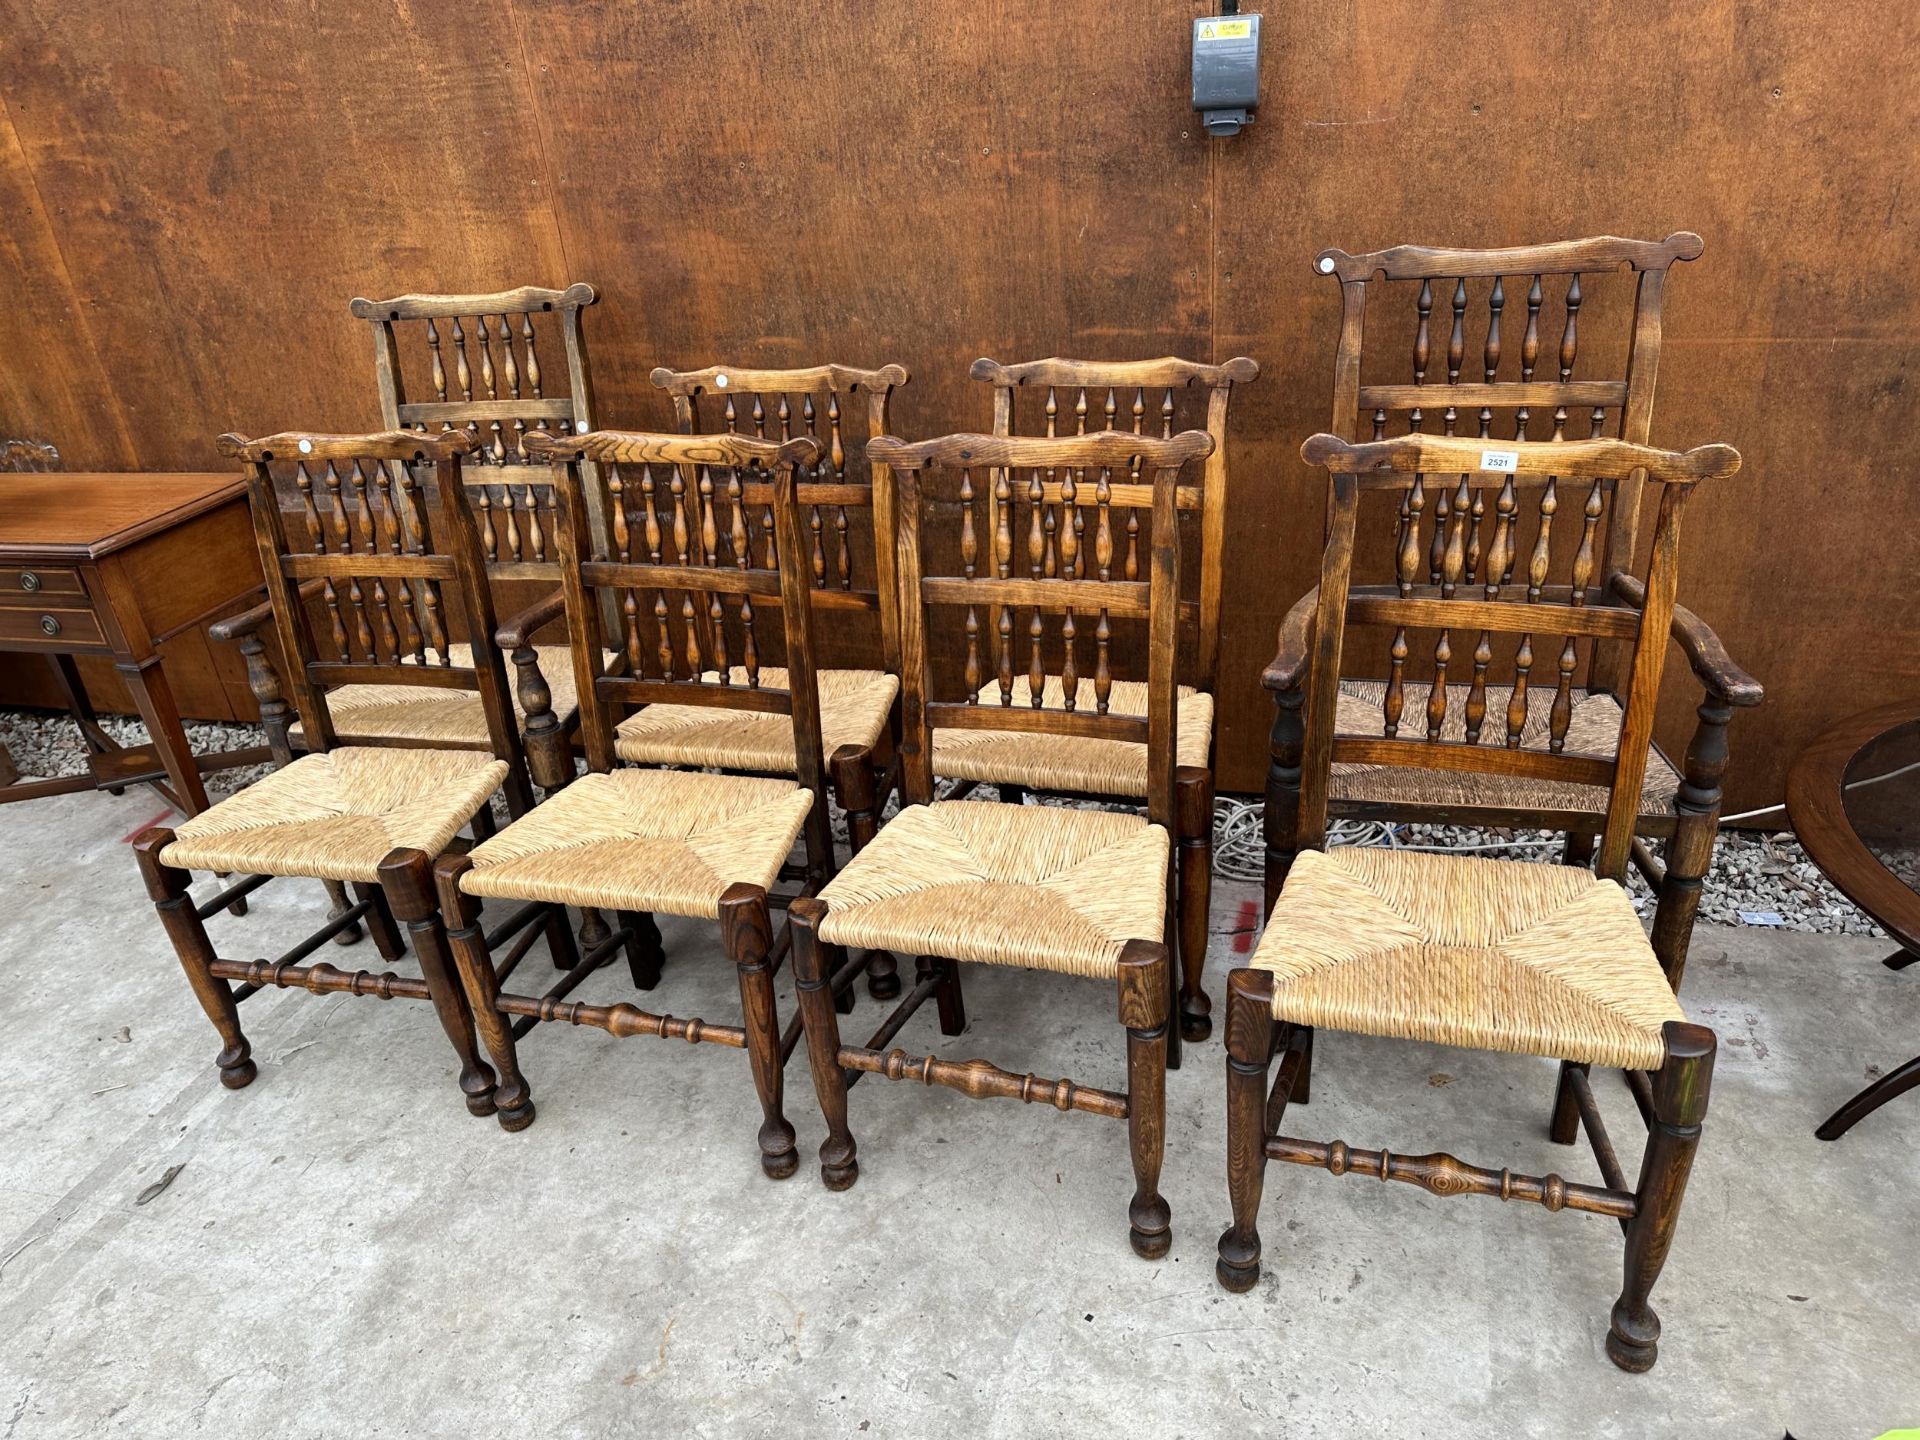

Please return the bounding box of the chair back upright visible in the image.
[869,429,1214,831]
[1296,430,1741,882]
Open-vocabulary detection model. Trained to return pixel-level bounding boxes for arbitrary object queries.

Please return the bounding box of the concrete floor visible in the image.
[1,785,1915,1438]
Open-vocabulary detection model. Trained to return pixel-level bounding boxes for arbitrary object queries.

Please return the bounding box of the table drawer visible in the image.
[0,604,104,649]
[0,566,88,605]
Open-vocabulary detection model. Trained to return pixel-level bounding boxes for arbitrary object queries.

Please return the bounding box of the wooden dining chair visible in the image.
[788,427,1212,1258]
[955,357,1256,1055]
[434,429,843,1178]
[1268,235,1760,996]
[1220,430,1742,1372]
[134,431,558,1114]
[637,362,910,997]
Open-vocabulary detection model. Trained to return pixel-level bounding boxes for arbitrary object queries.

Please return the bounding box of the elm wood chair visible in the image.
[1219,431,1742,1373]
[954,356,1259,1051]
[1269,234,1761,997]
[644,362,910,999]
[789,427,1213,1259]
[434,430,840,1174]
[133,430,558,1114]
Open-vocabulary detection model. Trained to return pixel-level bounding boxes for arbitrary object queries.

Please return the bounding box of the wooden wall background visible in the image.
[2,0,1915,807]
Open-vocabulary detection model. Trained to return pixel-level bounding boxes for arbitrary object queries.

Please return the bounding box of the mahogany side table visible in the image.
[0,473,272,815]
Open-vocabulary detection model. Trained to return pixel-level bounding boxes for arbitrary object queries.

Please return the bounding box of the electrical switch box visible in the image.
[1192,11,1262,137]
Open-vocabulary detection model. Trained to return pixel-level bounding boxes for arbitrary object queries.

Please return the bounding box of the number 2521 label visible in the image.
[1479,449,1519,473]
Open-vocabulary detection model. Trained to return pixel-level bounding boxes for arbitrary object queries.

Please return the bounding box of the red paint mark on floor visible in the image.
[121,807,177,844]
[1231,898,1260,953]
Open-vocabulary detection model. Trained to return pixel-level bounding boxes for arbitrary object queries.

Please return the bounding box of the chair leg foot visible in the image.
[495,1097,537,1132]
[1120,940,1172,1261]
[1214,1244,1261,1293]
[218,1054,259,1090]
[865,952,901,1001]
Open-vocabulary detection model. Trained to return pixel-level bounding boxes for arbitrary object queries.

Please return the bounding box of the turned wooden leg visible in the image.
[722,884,799,1180]
[790,898,858,1190]
[351,881,406,962]
[1650,699,1731,994]
[1608,1022,1715,1372]
[324,879,364,947]
[1264,687,1304,916]
[1118,939,1172,1260]
[572,908,608,970]
[134,828,255,1090]
[512,643,575,795]
[832,744,898,1002]
[618,909,663,989]
[544,903,580,971]
[380,849,495,1116]
[1217,968,1276,1292]
[1174,764,1215,1044]
[929,955,966,1036]
[1549,1060,1589,1145]
[435,855,532,1131]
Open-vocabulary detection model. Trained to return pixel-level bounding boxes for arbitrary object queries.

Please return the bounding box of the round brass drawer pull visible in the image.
[39,614,60,637]
[19,571,40,592]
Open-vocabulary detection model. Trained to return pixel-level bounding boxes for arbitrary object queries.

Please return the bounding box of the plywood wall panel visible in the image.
[1,0,1915,811]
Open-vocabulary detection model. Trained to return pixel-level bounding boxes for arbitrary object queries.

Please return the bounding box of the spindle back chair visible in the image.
[789,429,1211,1259]
[434,431,838,1173]
[1221,430,1741,1373]
[966,354,1257,1044]
[136,430,538,1118]
[1270,233,1759,994]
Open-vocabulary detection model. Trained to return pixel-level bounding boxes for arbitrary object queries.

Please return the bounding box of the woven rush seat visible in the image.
[613,667,898,772]
[931,677,1213,797]
[1253,846,1685,1070]
[456,769,815,918]
[289,645,598,747]
[817,800,1169,979]
[160,748,508,884]
[1332,680,1681,815]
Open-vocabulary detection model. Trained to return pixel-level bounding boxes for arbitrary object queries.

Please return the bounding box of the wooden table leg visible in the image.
[1815,1053,1920,1140]
[117,655,211,816]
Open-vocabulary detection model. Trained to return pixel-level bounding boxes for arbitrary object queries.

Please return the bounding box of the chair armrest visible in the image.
[1606,572,1764,707]
[1262,588,1319,693]
[496,587,567,652]
[207,580,322,645]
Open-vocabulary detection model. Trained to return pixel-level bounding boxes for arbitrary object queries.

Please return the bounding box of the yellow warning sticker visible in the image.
[1198,18,1251,40]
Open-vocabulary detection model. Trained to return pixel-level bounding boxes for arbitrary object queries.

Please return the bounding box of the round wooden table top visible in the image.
[1786,699,1920,955]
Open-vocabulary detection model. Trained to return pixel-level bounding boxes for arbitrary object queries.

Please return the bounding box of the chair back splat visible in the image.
[970,356,1256,690]
[1296,431,1741,882]
[524,428,835,876]
[217,429,528,805]
[869,429,1215,830]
